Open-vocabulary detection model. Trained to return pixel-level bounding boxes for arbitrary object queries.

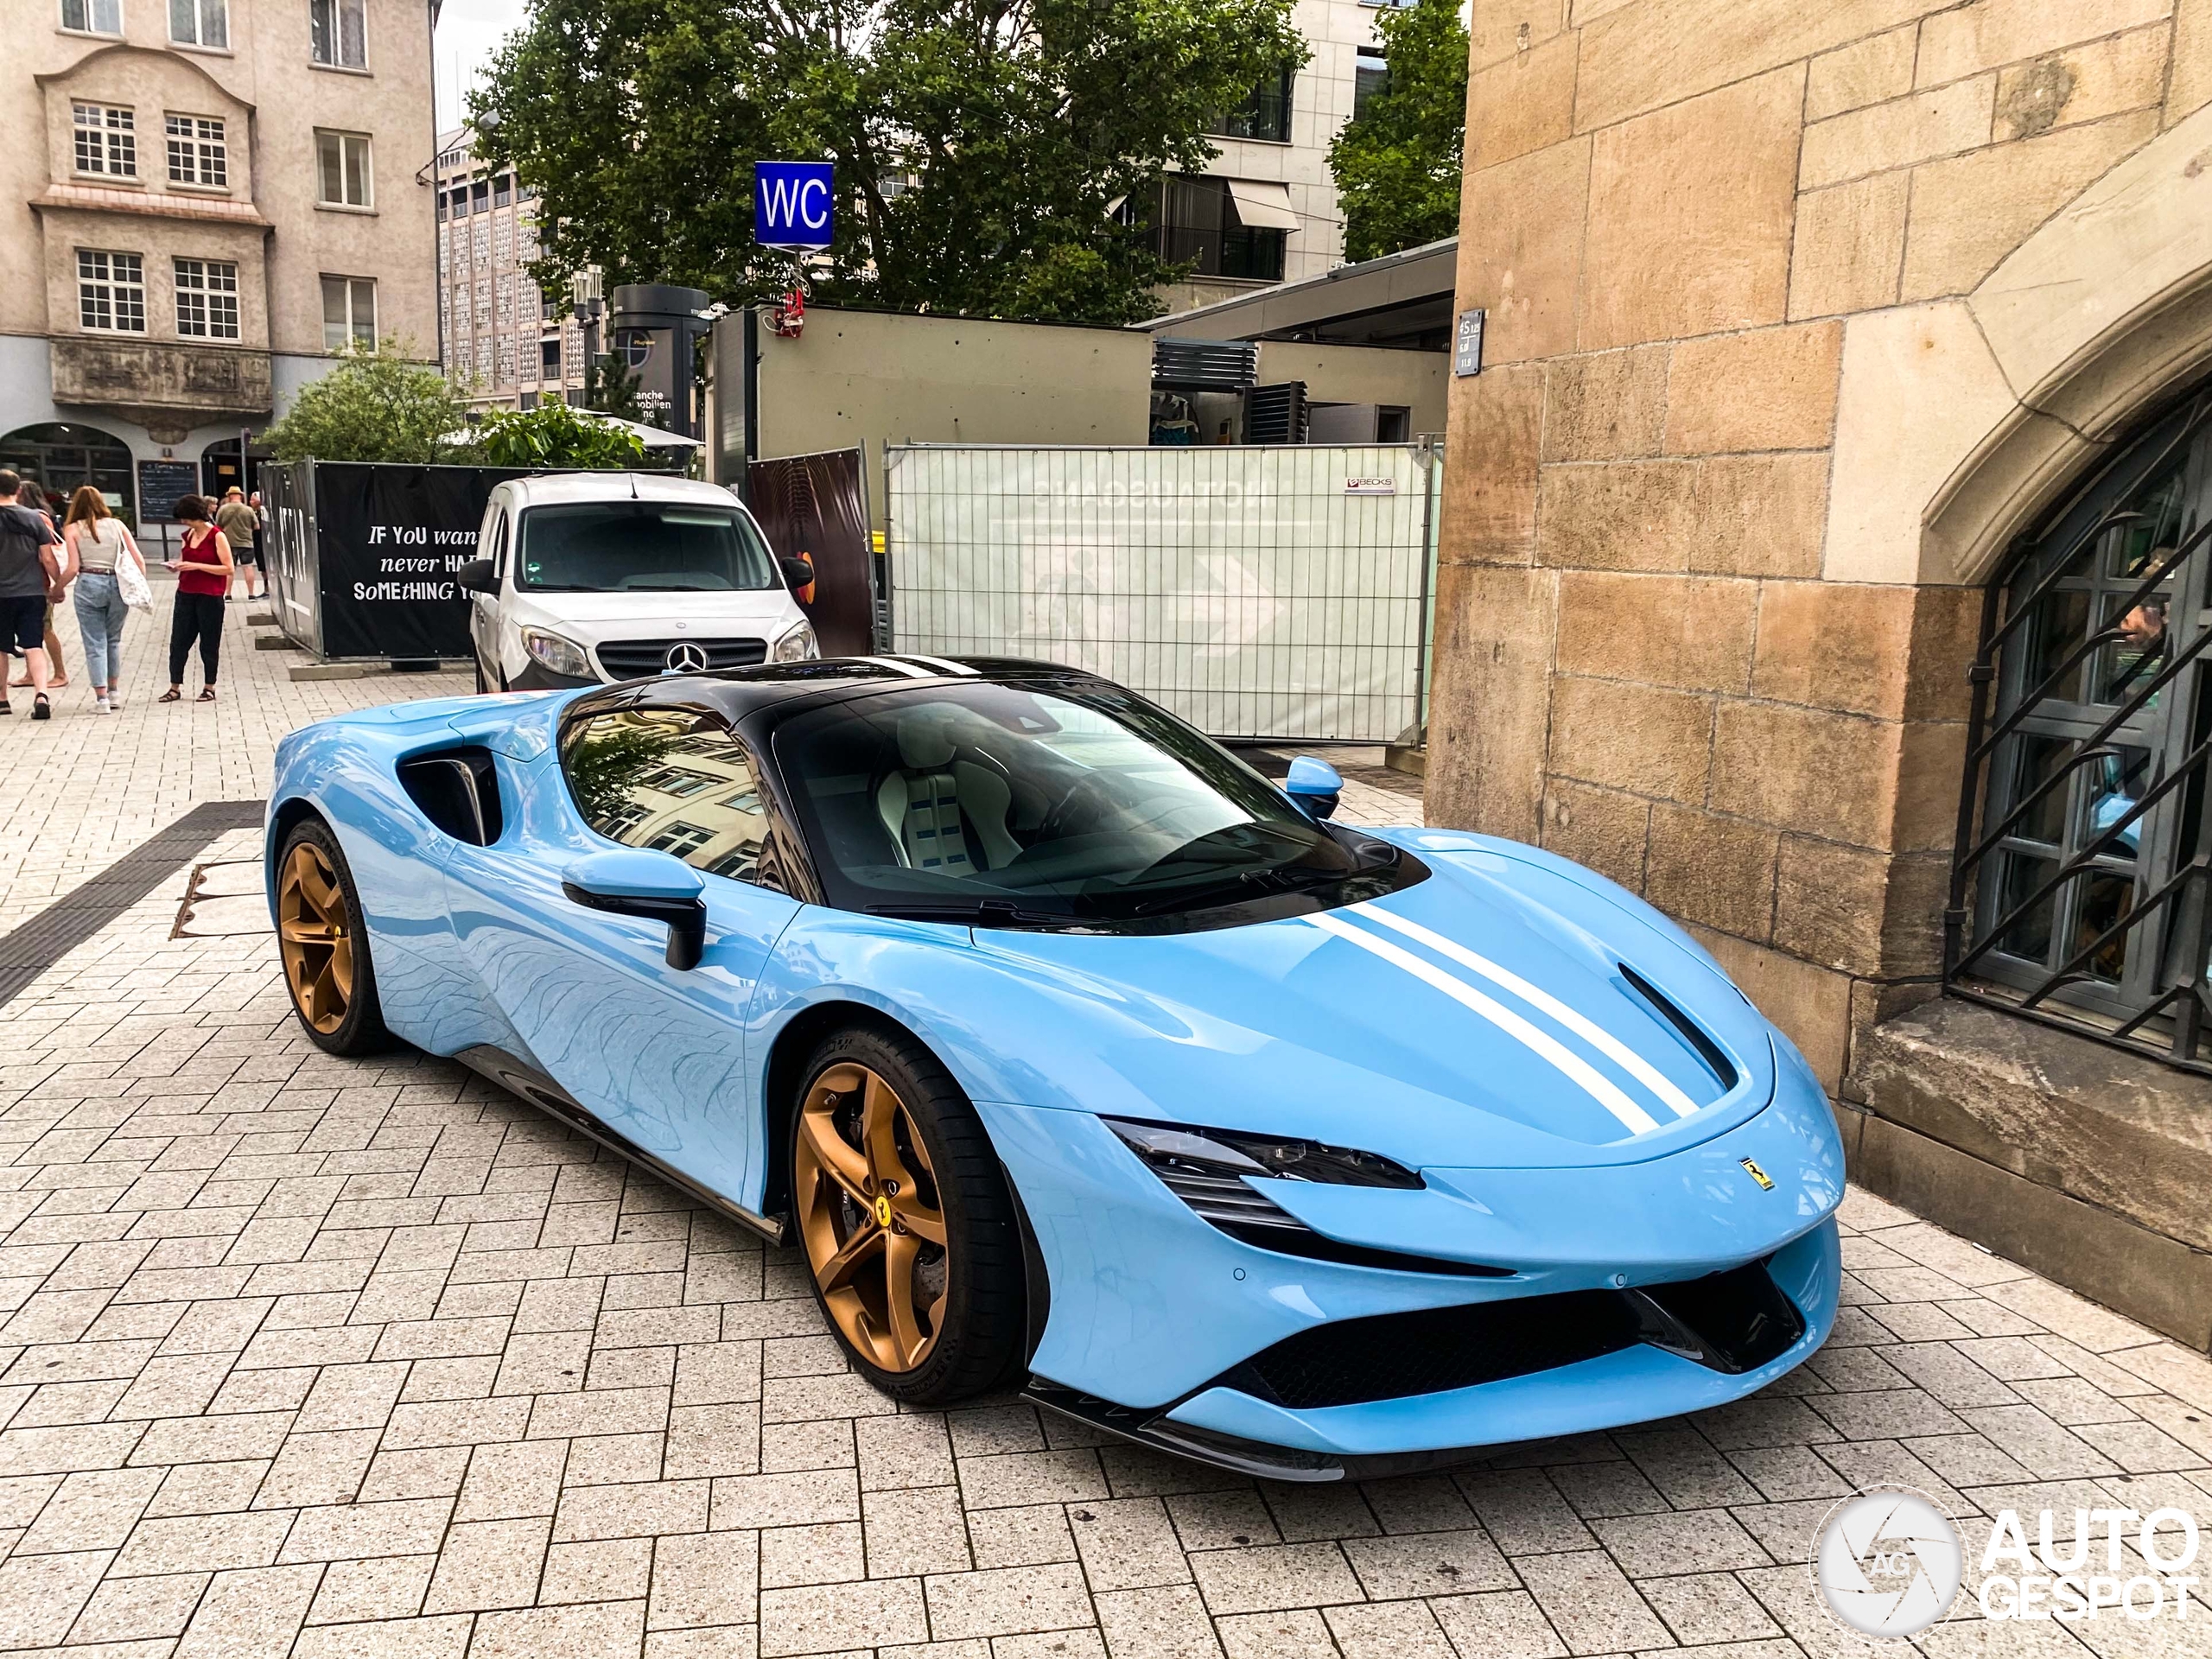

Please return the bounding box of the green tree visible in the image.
[1327,0,1468,264]
[262,344,474,463]
[472,401,648,468]
[473,0,1303,326]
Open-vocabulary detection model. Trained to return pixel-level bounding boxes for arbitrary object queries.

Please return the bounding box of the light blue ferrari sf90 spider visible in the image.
[265,655,1843,1480]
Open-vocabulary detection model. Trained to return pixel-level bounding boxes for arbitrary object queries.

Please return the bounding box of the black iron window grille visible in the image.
[1948,389,2212,1067]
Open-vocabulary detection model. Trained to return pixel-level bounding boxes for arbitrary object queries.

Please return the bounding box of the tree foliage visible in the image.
[473,0,1303,325]
[471,402,648,468]
[1326,0,1467,264]
[261,345,474,464]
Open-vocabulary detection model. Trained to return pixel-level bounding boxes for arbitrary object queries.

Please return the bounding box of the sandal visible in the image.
[157,688,182,703]
[196,687,217,702]
[31,695,49,721]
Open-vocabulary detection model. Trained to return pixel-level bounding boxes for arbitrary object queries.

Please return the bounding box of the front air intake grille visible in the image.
[594,637,767,680]
[1212,1261,1805,1409]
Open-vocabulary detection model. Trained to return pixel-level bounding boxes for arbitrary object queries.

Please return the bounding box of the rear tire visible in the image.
[790,1025,1025,1405]
[275,819,393,1057]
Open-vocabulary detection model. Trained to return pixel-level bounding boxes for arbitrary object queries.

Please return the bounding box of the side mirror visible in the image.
[456,558,499,595]
[562,849,707,969]
[1285,756,1343,821]
[779,556,816,592]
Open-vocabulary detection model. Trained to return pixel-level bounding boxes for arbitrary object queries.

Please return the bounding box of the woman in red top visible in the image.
[161,495,233,703]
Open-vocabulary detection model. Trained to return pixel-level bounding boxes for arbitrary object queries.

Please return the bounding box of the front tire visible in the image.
[275,820,392,1056]
[790,1026,1025,1404]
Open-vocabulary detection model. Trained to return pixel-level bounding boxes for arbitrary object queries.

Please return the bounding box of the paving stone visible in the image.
[8,624,2212,1659]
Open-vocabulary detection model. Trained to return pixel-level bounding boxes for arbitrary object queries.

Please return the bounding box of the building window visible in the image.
[168,0,226,48]
[1148,177,1285,283]
[315,130,372,208]
[174,257,240,338]
[474,337,493,380]
[1957,390,2212,1069]
[72,104,136,177]
[165,114,226,188]
[437,230,449,276]
[493,219,512,266]
[61,0,124,32]
[1354,49,1389,122]
[471,179,488,215]
[493,173,512,208]
[540,337,560,379]
[1209,63,1294,143]
[321,274,375,349]
[495,273,513,327]
[308,0,365,67]
[474,279,490,329]
[77,251,145,333]
[495,335,515,385]
[474,221,489,269]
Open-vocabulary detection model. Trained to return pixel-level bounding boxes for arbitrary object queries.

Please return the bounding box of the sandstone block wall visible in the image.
[1430,0,2212,1093]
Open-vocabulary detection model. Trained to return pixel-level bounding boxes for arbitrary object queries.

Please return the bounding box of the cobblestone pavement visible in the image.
[2,594,2211,1657]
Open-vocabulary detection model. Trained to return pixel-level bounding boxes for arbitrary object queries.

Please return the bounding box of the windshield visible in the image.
[517,501,776,592]
[775,681,1422,928]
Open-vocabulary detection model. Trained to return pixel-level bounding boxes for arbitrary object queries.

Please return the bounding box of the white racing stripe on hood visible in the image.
[1351,904,1701,1120]
[1301,912,1662,1137]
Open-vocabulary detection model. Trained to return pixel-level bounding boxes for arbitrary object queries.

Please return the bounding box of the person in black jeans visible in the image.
[161,496,233,703]
[0,471,63,719]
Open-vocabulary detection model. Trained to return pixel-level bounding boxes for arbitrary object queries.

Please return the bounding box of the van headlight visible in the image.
[771,620,817,663]
[521,627,591,678]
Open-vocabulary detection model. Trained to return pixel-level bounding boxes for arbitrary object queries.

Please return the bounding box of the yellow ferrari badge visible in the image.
[1740,1157,1775,1191]
[874,1194,893,1227]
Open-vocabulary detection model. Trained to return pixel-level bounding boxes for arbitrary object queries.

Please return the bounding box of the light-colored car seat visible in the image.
[875,708,1020,873]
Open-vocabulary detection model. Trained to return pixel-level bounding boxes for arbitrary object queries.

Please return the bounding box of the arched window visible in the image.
[0,422,134,522]
[1951,388,2212,1065]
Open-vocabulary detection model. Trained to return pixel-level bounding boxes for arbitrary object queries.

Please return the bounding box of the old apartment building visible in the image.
[1431,0,2212,1348]
[3,0,437,518]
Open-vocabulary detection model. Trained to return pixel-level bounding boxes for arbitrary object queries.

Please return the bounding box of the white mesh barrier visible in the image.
[887,444,1436,742]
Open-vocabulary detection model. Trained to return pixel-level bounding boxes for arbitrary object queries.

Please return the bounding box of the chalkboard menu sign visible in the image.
[137,461,200,523]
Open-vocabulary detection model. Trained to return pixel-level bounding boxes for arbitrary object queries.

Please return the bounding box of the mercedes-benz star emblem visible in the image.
[663,643,710,675]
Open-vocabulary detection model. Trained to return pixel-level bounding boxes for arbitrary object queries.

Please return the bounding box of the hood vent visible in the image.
[1618,964,1735,1092]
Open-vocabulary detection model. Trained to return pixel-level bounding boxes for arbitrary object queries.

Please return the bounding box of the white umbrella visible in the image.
[441,410,705,450]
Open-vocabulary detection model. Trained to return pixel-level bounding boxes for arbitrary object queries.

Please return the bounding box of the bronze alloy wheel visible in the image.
[278,840,354,1034]
[793,1062,950,1372]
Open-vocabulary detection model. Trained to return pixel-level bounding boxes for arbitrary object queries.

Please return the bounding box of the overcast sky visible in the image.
[434,0,530,130]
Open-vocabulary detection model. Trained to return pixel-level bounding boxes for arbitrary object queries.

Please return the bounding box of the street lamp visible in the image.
[569,265,604,408]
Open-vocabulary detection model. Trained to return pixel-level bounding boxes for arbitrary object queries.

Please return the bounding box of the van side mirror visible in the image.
[779,556,815,592]
[562,849,707,969]
[1285,756,1343,820]
[456,558,498,595]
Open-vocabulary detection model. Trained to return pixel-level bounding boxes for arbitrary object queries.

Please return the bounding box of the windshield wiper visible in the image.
[1126,864,1345,918]
[865,899,1079,927]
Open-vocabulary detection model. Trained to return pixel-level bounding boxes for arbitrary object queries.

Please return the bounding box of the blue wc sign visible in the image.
[755,162,835,250]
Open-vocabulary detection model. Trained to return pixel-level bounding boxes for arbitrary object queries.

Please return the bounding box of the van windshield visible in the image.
[516,501,777,592]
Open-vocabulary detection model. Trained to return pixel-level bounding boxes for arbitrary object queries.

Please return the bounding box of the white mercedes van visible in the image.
[458,473,818,690]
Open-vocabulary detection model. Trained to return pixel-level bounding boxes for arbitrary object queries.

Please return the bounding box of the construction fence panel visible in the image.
[885,443,1435,743]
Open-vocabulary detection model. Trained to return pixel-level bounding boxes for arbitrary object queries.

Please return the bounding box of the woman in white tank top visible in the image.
[62,486,143,712]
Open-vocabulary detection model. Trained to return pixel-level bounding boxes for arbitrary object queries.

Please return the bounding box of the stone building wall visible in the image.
[1428,0,2212,1102]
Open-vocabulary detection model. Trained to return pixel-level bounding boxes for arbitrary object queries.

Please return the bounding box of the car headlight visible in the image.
[1105,1119,1422,1189]
[771,620,817,663]
[1103,1117,1505,1277]
[521,627,591,679]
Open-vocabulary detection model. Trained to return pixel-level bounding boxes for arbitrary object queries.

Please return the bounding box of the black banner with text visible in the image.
[307,463,531,660]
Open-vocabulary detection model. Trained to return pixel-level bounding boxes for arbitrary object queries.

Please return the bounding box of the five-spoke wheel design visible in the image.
[278,840,354,1034]
[793,1062,950,1372]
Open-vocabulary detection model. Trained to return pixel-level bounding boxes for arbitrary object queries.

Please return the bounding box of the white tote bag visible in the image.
[112,531,153,613]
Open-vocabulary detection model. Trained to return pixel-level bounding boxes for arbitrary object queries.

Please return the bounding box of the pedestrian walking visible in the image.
[8,483,67,692]
[0,470,64,720]
[217,486,262,602]
[61,486,145,713]
[161,494,232,703]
